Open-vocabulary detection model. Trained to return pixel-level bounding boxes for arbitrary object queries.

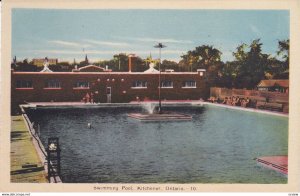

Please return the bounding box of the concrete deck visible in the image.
[204,102,288,117]
[255,156,288,176]
[11,115,48,183]
[21,101,288,117]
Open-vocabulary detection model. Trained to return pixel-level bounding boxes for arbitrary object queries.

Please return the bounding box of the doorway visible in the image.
[106,87,111,103]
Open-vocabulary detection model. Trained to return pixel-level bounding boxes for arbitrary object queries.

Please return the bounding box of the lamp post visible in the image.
[154,43,166,114]
[117,55,121,71]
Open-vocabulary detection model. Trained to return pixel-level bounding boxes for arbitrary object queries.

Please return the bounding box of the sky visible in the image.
[12,9,289,63]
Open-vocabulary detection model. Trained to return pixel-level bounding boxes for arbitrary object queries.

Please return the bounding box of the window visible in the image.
[74,81,89,88]
[45,79,61,88]
[161,80,173,88]
[132,81,147,88]
[258,87,268,91]
[182,81,196,88]
[16,80,33,88]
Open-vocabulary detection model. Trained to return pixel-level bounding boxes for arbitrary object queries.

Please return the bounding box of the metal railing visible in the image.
[22,112,62,183]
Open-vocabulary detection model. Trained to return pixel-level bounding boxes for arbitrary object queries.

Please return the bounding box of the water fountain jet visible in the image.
[141,102,157,114]
[127,43,192,121]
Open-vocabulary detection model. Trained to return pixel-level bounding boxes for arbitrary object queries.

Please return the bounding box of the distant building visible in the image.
[257,80,289,93]
[32,58,58,67]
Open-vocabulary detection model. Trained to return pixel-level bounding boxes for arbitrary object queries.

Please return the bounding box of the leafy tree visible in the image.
[48,64,62,72]
[217,61,239,88]
[277,39,289,63]
[13,59,39,72]
[112,53,129,71]
[161,60,179,71]
[131,56,148,72]
[226,39,271,89]
[179,45,223,85]
[274,39,289,79]
[78,60,89,68]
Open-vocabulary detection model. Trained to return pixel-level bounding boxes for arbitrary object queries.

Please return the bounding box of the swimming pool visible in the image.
[26,104,288,183]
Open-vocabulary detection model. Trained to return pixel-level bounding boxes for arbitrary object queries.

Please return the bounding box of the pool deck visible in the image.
[11,115,48,183]
[255,156,288,176]
[20,101,288,117]
[11,115,63,183]
[203,102,288,117]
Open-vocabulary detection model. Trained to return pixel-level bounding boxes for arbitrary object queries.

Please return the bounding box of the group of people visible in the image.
[207,96,251,108]
[82,92,95,103]
[222,96,250,107]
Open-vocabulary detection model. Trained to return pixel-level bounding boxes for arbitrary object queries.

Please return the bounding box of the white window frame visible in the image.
[161,80,173,88]
[131,81,147,89]
[45,79,61,89]
[182,81,196,88]
[16,80,33,89]
[74,81,90,89]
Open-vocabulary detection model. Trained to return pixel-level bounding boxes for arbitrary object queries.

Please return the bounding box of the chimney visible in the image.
[128,54,135,72]
[197,69,206,77]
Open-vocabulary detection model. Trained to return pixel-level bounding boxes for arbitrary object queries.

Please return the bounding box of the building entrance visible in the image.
[106,87,111,103]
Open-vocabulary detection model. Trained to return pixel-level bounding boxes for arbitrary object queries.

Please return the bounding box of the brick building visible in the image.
[257,79,289,93]
[11,69,209,113]
[32,58,58,67]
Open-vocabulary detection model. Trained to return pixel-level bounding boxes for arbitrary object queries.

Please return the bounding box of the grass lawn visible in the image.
[11,115,48,183]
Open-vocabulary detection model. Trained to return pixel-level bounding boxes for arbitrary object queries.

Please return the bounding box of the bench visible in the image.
[264,102,283,112]
[256,101,266,109]
[256,101,283,112]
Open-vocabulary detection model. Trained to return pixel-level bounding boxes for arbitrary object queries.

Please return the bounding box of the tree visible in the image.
[13,59,38,72]
[274,39,289,79]
[131,56,148,72]
[78,60,89,68]
[226,39,271,89]
[217,61,239,88]
[112,53,129,72]
[179,45,223,85]
[161,60,179,71]
[277,39,289,63]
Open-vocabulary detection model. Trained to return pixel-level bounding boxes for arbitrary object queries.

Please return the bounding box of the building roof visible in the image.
[144,63,159,73]
[40,60,53,72]
[40,67,53,72]
[257,80,289,88]
[13,71,201,75]
[73,65,112,72]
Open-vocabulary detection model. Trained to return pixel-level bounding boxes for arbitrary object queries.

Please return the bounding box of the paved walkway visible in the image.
[11,115,48,183]
[255,156,288,176]
[22,101,287,117]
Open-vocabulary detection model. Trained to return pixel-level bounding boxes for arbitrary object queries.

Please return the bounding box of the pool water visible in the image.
[27,105,288,183]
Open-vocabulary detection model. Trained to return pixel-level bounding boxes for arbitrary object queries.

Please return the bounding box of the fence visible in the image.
[22,110,62,183]
[210,87,289,113]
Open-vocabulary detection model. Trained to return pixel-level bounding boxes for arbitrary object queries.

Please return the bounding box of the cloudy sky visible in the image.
[12,9,289,63]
